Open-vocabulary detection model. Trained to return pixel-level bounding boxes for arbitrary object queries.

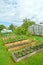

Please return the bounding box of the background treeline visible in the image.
[0,18,35,35]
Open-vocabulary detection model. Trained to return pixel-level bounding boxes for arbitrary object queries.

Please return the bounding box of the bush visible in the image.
[15,27,27,35]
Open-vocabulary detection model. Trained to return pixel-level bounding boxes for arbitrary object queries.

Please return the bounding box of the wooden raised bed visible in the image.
[8,44,30,51]
[12,43,43,62]
[5,39,30,47]
[12,48,43,62]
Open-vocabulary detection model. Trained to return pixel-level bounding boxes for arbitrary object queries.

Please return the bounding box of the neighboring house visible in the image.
[28,23,43,36]
[1,29,12,33]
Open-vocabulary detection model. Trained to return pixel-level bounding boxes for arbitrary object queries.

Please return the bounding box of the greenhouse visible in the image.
[1,29,13,37]
[1,29,12,33]
[28,24,43,36]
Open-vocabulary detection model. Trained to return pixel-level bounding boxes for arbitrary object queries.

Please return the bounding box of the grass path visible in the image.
[0,39,14,65]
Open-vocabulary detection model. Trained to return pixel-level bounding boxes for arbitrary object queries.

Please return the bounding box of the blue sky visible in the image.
[0,0,43,26]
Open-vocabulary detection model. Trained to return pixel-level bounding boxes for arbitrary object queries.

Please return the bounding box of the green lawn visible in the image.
[0,35,43,65]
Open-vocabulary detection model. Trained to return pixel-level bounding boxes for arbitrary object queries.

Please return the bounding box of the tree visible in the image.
[22,18,35,30]
[9,24,15,31]
[0,25,6,31]
[15,18,35,35]
[21,18,35,34]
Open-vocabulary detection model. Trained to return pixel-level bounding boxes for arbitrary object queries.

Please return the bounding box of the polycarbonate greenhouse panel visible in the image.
[28,24,43,36]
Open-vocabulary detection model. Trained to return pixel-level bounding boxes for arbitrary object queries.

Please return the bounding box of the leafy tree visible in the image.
[21,18,35,30]
[0,25,6,31]
[15,18,35,35]
[21,18,35,34]
[9,24,15,31]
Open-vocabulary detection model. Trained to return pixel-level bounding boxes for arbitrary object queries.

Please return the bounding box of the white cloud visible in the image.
[0,0,43,23]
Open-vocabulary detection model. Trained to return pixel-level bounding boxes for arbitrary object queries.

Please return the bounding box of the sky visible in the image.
[0,0,43,26]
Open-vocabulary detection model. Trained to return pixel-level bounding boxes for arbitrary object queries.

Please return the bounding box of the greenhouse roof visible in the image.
[1,29,12,33]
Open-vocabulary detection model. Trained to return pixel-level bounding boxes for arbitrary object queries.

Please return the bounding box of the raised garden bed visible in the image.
[12,43,43,62]
[8,43,29,49]
[8,44,30,51]
[5,39,30,47]
[5,39,31,51]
